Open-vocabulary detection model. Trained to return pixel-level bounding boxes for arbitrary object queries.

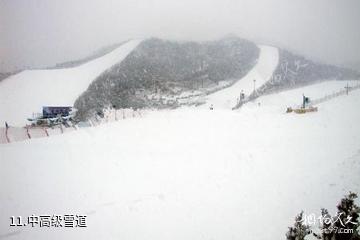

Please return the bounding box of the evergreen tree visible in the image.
[333,192,360,240]
[286,211,311,240]
[320,208,334,240]
[289,193,360,240]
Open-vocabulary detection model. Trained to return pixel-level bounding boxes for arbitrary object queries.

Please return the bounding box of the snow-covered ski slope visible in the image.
[204,45,279,109]
[243,80,360,112]
[1,80,359,240]
[0,40,141,126]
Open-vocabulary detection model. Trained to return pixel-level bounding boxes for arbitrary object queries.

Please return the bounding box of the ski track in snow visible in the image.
[203,45,279,109]
[0,39,142,126]
[1,80,360,240]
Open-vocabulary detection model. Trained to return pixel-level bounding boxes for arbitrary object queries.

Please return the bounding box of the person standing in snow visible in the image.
[209,104,214,110]
[240,90,245,102]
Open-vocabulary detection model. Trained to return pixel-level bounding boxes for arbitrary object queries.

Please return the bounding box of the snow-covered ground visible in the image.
[1,80,359,240]
[203,45,279,109]
[243,80,360,112]
[0,40,141,126]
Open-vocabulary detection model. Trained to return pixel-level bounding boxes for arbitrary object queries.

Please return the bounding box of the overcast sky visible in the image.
[1,0,360,72]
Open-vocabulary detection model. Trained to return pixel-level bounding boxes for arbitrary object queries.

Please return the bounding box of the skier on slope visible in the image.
[240,90,245,102]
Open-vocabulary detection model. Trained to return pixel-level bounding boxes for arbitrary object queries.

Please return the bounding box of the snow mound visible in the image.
[0,40,142,126]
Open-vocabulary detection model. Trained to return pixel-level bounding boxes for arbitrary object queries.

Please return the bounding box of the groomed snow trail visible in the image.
[204,45,279,109]
[0,40,142,126]
[1,80,359,240]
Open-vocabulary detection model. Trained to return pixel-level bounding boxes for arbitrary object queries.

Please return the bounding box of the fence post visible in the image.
[5,127,10,143]
[26,126,31,139]
[43,128,49,137]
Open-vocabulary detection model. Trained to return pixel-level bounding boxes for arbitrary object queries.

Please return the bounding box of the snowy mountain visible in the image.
[0,40,141,126]
[74,37,359,121]
[46,42,127,70]
[1,36,359,126]
[0,72,15,82]
[255,49,360,96]
[201,45,279,110]
[74,37,260,120]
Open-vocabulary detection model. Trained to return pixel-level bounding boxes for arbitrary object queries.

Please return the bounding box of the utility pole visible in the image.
[345,83,350,95]
[253,79,256,94]
[302,94,306,109]
[153,79,156,94]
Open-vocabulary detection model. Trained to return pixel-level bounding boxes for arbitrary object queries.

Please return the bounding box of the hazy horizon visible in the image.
[1,0,360,72]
